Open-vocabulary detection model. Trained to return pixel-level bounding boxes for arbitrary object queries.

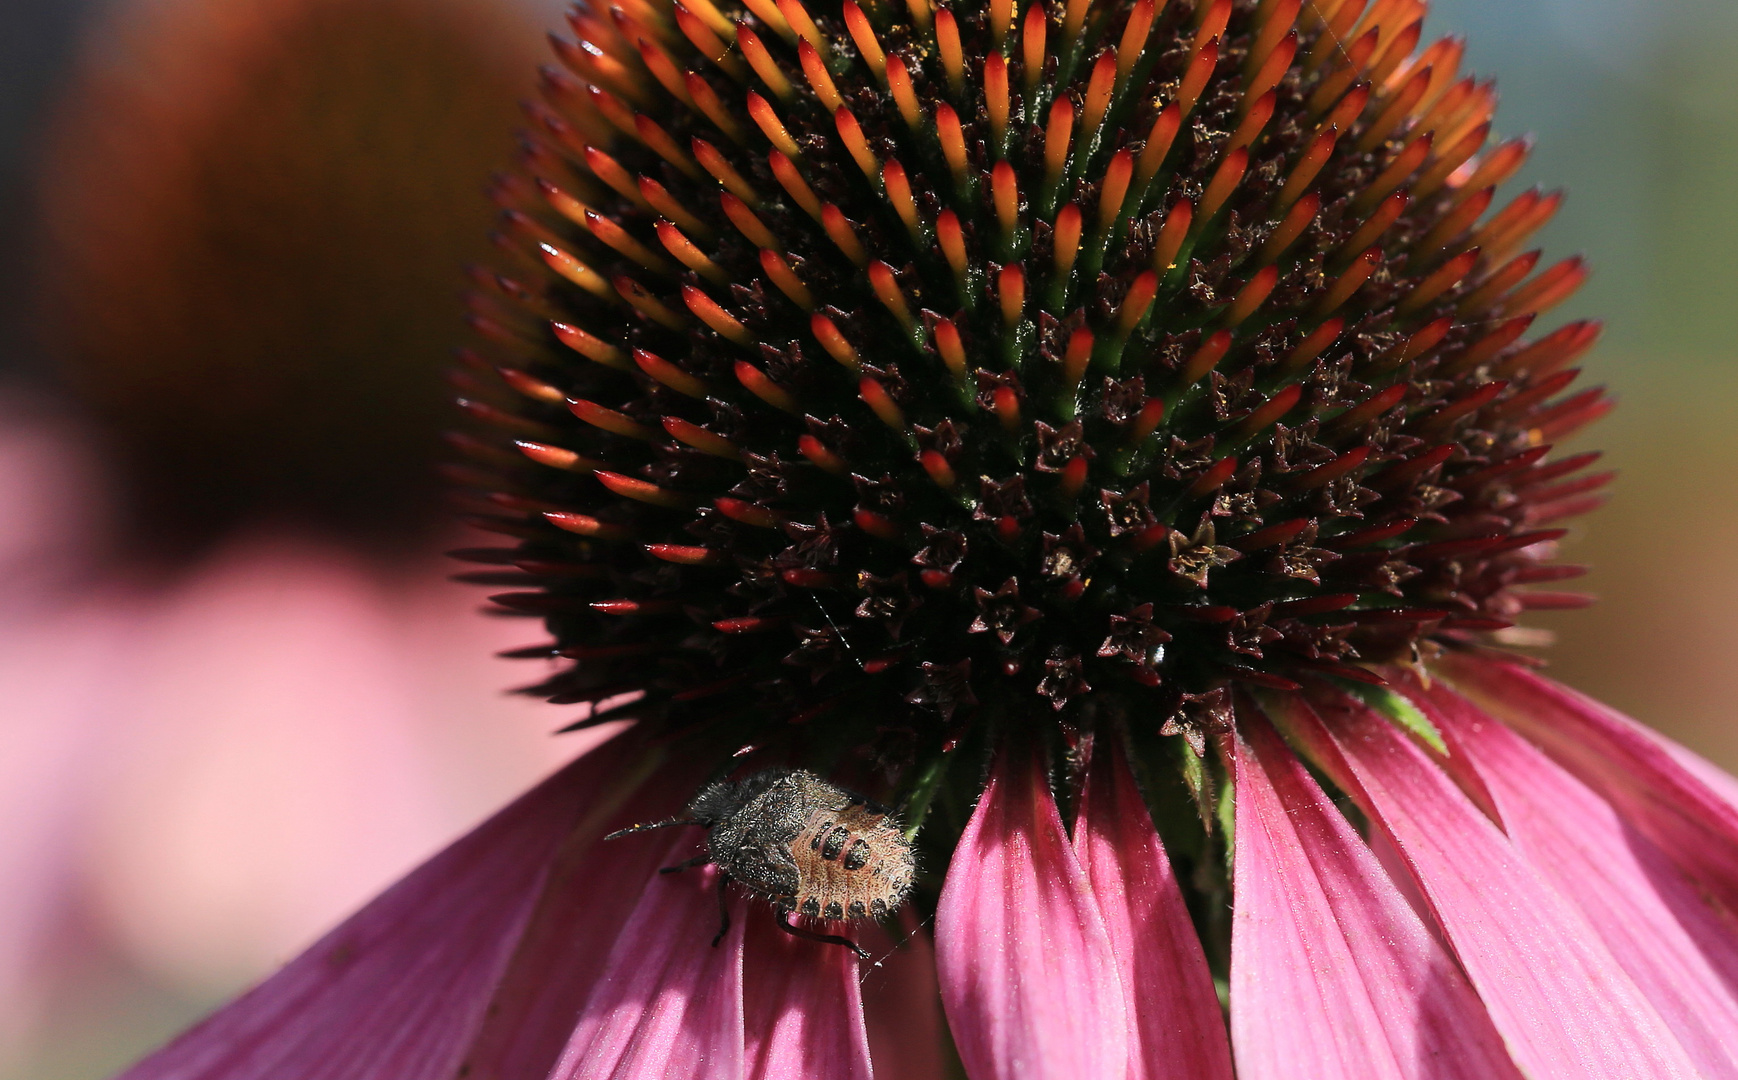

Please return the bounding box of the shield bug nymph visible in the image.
[605,769,915,958]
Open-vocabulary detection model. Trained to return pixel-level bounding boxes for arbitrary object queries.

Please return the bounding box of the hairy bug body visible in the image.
[607,769,914,957]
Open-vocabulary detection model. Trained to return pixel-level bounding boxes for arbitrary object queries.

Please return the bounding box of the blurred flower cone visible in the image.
[33,0,549,548]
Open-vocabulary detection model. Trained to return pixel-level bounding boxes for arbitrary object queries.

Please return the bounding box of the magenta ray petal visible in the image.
[1073,738,1232,1080]
[860,917,949,1080]
[935,741,1130,1080]
[1441,652,1738,919]
[1276,691,1701,1077]
[1657,736,1738,812]
[1412,680,1738,1077]
[118,735,640,1080]
[550,851,748,1080]
[742,908,873,1080]
[1231,711,1521,1080]
[459,749,714,1079]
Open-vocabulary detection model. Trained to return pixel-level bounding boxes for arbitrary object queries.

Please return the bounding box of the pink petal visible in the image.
[552,851,747,1080]
[1072,738,1232,1080]
[743,907,873,1080]
[118,735,638,1080]
[1656,735,1738,812]
[1413,680,1738,1076]
[861,917,949,1080]
[1277,691,1700,1077]
[1441,652,1738,918]
[458,752,721,1079]
[935,743,1129,1080]
[1230,711,1521,1080]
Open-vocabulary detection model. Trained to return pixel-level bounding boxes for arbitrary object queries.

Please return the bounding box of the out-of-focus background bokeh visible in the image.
[0,0,1734,1075]
[1,0,577,1075]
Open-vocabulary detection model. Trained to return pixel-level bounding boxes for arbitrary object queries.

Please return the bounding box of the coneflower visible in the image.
[120,0,1738,1078]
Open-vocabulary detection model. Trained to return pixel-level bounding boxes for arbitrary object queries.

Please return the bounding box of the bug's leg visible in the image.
[603,817,702,841]
[778,912,870,960]
[658,854,713,875]
[711,874,732,948]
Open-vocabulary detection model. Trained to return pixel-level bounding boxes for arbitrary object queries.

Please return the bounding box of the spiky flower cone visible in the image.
[460,0,1603,840]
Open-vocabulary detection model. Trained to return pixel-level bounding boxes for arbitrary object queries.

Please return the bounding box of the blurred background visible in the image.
[0,0,578,1075]
[0,0,1735,1075]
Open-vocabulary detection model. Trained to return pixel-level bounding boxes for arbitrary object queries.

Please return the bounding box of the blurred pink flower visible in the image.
[4,0,573,1058]
[0,406,577,1057]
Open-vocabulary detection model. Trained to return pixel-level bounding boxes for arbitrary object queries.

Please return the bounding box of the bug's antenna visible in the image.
[603,817,703,840]
[1303,0,1355,67]
[858,909,940,983]
[810,594,867,671]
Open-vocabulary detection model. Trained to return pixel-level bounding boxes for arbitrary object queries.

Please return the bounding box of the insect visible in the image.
[605,768,914,958]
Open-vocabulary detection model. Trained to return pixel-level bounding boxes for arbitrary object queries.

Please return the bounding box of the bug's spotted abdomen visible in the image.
[790,796,913,922]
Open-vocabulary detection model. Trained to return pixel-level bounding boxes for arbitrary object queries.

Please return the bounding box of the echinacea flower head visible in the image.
[120,0,1738,1078]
